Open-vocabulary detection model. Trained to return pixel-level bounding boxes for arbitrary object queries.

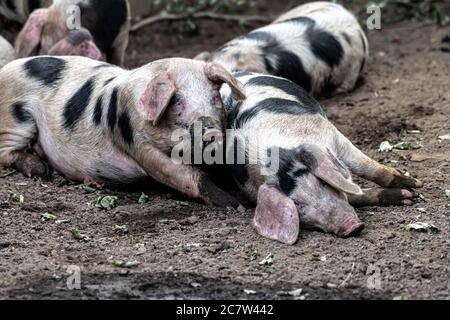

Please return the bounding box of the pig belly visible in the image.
[35,137,146,185]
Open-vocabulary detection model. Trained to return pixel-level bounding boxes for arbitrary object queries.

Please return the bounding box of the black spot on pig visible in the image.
[246,31,277,43]
[79,0,128,53]
[107,88,119,131]
[24,57,66,86]
[103,77,115,86]
[307,27,343,68]
[246,76,323,114]
[11,102,32,123]
[93,95,103,125]
[63,78,95,130]
[276,148,298,196]
[27,0,42,12]
[233,71,253,78]
[280,16,315,27]
[118,111,134,145]
[236,98,324,128]
[264,45,312,92]
[227,136,249,186]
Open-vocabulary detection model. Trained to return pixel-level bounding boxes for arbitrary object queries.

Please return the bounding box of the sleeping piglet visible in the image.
[196,1,368,97]
[15,0,130,65]
[222,72,422,244]
[0,56,245,207]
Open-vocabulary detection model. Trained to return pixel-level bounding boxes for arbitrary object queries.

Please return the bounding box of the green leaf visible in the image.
[77,184,96,194]
[393,142,413,150]
[95,196,118,210]
[405,222,439,234]
[41,213,57,222]
[259,253,274,266]
[445,190,450,199]
[71,227,91,242]
[138,193,149,205]
[439,133,450,140]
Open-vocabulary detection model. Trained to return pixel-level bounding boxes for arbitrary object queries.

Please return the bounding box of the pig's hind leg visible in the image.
[0,107,52,180]
[336,134,423,190]
[348,188,415,208]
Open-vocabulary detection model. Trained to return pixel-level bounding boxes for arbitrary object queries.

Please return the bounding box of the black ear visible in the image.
[295,144,362,195]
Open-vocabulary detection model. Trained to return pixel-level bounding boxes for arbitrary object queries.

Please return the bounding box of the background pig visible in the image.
[196,2,369,97]
[15,0,130,66]
[0,0,51,23]
[0,56,245,207]
[0,35,15,68]
[221,72,422,244]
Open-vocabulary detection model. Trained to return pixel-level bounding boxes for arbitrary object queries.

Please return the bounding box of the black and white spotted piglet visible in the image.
[15,0,130,66]
[222,72,422,244]
[197,1,369,97]
[0,56,246,207]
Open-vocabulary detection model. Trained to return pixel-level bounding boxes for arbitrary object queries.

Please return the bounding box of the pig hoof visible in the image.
[379,188,415,207]
[253,184,299,245]
[390,174,423,189]
[199,176,240,208]
[340,222,365,238]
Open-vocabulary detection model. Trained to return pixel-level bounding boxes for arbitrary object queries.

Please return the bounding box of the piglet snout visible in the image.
[335,213,365,238]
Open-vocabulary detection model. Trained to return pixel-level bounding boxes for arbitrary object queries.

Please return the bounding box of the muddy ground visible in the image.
[0,1,449,300]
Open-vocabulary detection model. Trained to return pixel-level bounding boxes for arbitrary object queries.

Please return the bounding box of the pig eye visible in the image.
[211,94,222,106]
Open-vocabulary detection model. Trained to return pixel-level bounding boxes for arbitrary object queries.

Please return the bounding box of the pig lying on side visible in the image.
[0,56,246,208]
[196,1,368,97]
[15,0,130,65]
[222,72,422,244]
[0,0,52,23]
[0,35,15,69]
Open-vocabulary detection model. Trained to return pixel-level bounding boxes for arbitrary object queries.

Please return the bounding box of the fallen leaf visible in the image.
[393,142,413,150]
[71,227,91,242]
[55,219,71,225]
[405,222,438,234]
[41,213,57,222]
[289,288,303,297]
[438,133,450,140]
[445,190,450,199]
[112,260,140,268]
[379,141,393,153]
[138,193,149,204]
[95,196,118,210]
[259,253,274,266]
[113,225,129,236]
[244,289,257,295]
[78,184,96,194]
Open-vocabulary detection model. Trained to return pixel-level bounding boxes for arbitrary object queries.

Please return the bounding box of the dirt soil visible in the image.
[0,1,449,300]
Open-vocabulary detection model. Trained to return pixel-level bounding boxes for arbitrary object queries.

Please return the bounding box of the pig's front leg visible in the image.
[134,145,239,208]
[348,188,415,208]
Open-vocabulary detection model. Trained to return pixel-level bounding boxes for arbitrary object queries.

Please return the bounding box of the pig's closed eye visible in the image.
[211,94,222,106]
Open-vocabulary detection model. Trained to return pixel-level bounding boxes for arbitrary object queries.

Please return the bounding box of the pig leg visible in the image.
[253,184,300,245]
[0,114,52,180]
[336,133,423,189]
[348,188,415,207]
[133,145,239,208]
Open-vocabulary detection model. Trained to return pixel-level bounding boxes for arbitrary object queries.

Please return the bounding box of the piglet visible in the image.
[0,56,245,207]
[196,1,368,97]
[15,0,130,65]
[0,35,15,68]
[222,72,422,244]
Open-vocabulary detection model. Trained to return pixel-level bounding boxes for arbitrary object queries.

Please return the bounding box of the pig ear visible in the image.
[204,62,246,101]
[194,51,212,62]
[15,9,48,58]
[253,183,300,245]
[295,144,363,196]
[138,73,177,126]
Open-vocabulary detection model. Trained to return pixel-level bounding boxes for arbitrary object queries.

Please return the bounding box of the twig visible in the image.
[0,171,15,178]
[131,11,271,32]
[340,263,356,288]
